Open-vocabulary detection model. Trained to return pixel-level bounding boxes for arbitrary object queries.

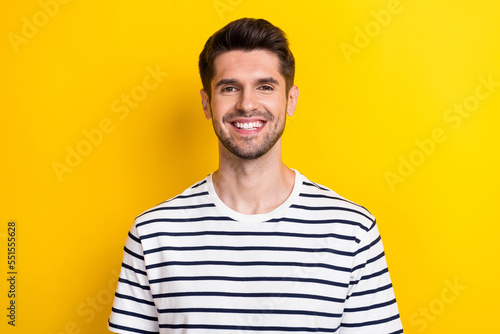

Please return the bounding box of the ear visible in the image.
[286,85,299,117]
[200,89,212,119]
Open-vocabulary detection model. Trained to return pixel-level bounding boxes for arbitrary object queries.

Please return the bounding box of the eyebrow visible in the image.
[256,77,279,85]
[214,77,280,88]
[215,78,238,88]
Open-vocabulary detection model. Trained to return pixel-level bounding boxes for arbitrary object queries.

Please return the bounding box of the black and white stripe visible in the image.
[109,171,402,334]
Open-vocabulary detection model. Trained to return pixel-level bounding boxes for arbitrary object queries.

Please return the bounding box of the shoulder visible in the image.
[133,175,215,228]
[296,172,376,231]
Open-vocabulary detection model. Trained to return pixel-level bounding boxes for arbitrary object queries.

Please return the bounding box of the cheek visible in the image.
[212,97,238,117]
[262,96,287,114]
[210,102,229,125]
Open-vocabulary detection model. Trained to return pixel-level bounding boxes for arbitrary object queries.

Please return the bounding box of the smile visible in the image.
[232,121,264,130]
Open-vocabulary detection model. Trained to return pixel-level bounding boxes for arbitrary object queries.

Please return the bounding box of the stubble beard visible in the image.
[212,107,287,160]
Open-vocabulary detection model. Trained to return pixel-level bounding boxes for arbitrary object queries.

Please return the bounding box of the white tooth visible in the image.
[234,121,263,130]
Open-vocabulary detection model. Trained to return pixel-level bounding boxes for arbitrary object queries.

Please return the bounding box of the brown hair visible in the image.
[198,18,295,99]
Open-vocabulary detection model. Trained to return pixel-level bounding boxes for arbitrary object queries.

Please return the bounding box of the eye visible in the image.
[221,86,237,93]
[259,85,274,91]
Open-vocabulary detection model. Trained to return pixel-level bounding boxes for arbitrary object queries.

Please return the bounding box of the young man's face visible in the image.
[201,50,298,160]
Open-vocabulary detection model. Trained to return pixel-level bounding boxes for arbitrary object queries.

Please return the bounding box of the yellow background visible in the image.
[1,0,499,333]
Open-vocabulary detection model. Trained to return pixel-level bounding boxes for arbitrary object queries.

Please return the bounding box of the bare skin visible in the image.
[200,50,299,214]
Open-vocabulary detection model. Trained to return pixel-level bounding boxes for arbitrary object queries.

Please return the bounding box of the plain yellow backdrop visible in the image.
[1,0,499,333]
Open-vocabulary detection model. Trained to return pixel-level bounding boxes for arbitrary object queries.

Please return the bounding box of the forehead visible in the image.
[212,50,283,82]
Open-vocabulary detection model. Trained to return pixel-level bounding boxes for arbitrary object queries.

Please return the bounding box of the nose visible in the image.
[236,88,259,113]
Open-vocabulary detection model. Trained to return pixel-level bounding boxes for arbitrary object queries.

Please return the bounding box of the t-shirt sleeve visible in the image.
[339,220,403,334]
[108,222,159,334]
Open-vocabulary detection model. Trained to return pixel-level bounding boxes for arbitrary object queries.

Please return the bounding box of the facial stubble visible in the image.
[212,104,288,160]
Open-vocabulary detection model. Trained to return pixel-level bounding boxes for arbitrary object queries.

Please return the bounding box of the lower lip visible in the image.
[231,122,266,134]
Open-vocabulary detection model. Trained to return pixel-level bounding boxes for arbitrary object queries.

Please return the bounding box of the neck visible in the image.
[212,142,295,215]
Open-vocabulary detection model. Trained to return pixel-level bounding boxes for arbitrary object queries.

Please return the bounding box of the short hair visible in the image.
[198,18,295,99]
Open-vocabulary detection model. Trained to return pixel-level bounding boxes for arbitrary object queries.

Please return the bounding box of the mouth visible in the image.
[232,121,265,131]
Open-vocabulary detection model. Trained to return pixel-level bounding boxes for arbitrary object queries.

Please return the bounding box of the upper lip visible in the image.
[223,111,271,124]
[230,117,266,123]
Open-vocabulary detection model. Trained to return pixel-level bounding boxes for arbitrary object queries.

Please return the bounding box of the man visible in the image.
[108,18,403,334]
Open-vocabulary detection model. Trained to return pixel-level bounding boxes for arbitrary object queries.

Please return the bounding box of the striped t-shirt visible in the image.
[108,170,403,334]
